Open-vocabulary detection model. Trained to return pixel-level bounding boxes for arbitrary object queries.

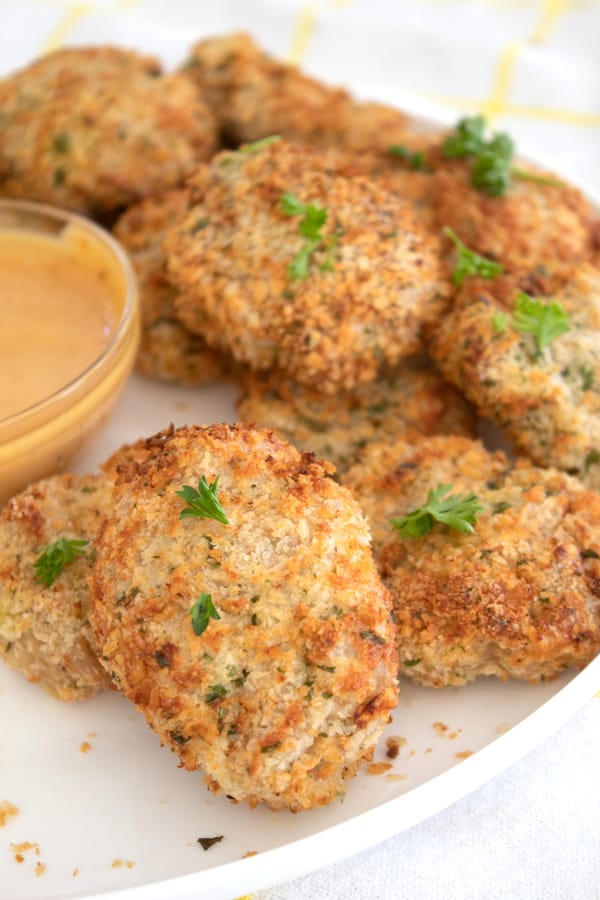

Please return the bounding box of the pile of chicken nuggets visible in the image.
[1,33,600,813]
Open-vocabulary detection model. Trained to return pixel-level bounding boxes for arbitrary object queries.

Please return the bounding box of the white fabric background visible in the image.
[1,2,599,898]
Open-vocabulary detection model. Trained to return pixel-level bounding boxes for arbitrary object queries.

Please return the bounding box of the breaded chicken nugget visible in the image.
[88,424,398,811]
[166,139,449,393]
[0,473,113,700]
[431,162,595,287]
[342,435,600,687]
[236,357,476,471]
[182,32,408,152]
[113,190,229,384]
[427,268,600,487]
[0,46,217,215]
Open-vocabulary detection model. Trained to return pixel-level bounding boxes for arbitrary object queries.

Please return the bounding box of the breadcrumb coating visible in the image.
[166,139,449,393]
[113,190,229,384]
[431,161,596,287]
[342,435,600,687]
[236,357,476,472]
[427,267,600,485]
[0,46,217,215]
[182,32,408,152]
[0,474,113,700]
[88,424,398,811]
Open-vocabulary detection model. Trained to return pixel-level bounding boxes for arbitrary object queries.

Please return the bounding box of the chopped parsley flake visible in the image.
[391,483,482,538]
[34,537,89,587]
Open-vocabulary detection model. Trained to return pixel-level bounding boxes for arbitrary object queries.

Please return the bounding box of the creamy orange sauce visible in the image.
[0,224,125,420]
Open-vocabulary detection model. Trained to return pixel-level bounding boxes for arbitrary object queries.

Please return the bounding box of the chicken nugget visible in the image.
[88,423,398,811]
[166,139,449,393]
[236,357,475,472]
[0,473,113,700]
[182,32,408,153]
[113,190,229,384]
[431,161,595,288]
[0,46,217,216]
[343,435,600,687]
[427,268,600,486]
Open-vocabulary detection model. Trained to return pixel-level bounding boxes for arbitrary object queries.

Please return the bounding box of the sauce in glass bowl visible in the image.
[0,199,139,505]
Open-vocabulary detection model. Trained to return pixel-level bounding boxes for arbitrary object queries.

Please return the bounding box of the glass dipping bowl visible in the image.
[0,199,139,506]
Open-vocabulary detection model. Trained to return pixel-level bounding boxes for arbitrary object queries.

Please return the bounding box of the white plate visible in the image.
[1,76,599,900]
[2,374,600,900]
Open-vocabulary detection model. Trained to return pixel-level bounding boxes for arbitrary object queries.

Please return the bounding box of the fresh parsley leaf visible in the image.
[281,192,334,280]
[288,240,318,280]
[34,537,89,588]
[511,168,564,189]
[388,145,425,170]
[443,226,504,285]
[190,593,221,636]
[176,476,229,524]
[391,483,482,539]
[471,132,514,197]
[442,116,559,197]
[280,191,308,217]
[240,134,281,153]
[442,115,487,158]
[513,292,570,354]
[298,204,328,240]
[492,310,510,335]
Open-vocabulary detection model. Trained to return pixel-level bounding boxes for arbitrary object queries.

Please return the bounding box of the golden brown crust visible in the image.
[236,357,476,472]
[342,435,600,687]
[0,46,217,215]
[431,162,596,287]
[113,190,229,384]
[88,423,398,811]
[427,266,600,482]
[182,32,408,152]
[0,473,114,700]
[166,139,449,393]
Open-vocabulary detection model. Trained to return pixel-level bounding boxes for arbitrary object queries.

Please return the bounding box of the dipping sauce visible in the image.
[0,225,124,419]
[0,199,138,507]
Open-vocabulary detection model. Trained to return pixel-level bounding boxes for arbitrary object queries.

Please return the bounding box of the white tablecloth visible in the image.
[2,2,599,898]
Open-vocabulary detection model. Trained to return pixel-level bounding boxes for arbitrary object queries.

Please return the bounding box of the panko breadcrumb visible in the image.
[88,423,398,811]
[431,161,596,287]
[427,268,600,486]
[113,190,229,384]
[342,435,600,687]
[182,32,408,153]
[0,473,114,700]
[0,46,217,215]
[236,357,475,471]
[166,139,449,393]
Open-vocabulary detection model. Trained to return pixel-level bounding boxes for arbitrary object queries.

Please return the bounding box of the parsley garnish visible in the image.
[513,292,570,354]
[442,114,487,158]
[492,310,510,335]
[443,227,504,285]
[34,537,89,587]
[240,134,281,153]
[197,836,223,851]
[391,483,482,539]
[204,684,227,704]
[442,115,563,196]
[388,145,426,170]
[280,192,336,280]
[176,476,229,524]
[190,593,221,636]
[584,449,600,473]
